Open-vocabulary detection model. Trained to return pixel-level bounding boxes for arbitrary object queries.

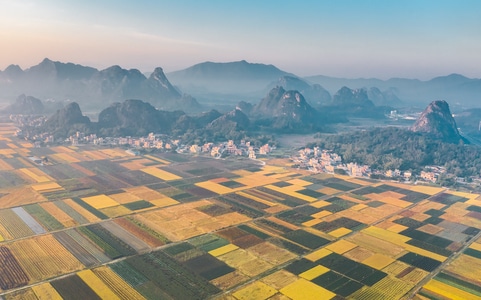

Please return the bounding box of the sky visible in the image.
[1,0,480,79]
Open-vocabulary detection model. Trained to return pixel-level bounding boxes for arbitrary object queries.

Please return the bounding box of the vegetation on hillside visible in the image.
[311,127,481,177]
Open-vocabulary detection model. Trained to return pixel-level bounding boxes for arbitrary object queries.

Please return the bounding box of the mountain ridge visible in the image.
[0,58,201,113]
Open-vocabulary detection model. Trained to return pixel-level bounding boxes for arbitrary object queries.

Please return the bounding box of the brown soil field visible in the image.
[113,218,166,248]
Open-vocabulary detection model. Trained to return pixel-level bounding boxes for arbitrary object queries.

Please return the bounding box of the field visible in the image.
[1,123,481,299]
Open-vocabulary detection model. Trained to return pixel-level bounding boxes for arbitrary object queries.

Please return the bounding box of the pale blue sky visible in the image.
[1,0,480,79]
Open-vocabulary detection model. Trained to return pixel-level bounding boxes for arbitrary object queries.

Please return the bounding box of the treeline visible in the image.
[311,127,481,177]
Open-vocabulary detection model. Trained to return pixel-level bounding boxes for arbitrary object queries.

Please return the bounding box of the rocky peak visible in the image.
[2,94,44,114]
[3,65,24,79]
[410,100,464,143]
[207,108,250,133]
[148,67,180,98]
[43,102,90,134]
[332,86,373,107]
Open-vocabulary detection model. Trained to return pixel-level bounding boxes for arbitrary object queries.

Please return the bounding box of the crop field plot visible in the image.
[4,125,481,298]
[7,234,84,283]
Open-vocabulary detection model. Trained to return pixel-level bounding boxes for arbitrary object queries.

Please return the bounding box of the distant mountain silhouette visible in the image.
[97,99,185,136]
[306,73,481,107]
[2,94,44,114]
[366,87,401,106]
[167,60,294,103]
[41,102,92,138]
[0,58,201,113]
[207,108,250,134]
[252,87,342,132]
[410,100,465,143]
[266,76,331,109]
[325,86,389,118]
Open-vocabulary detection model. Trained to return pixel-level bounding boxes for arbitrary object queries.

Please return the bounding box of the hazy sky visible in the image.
[1,0,480,79]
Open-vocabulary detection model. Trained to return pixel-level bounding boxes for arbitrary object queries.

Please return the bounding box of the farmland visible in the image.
[1,124,481,299]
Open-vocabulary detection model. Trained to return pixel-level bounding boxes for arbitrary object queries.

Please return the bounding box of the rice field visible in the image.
[1,125,481,299]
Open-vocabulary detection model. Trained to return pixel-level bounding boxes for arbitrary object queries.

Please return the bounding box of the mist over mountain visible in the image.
[366,87,401,106]
[2,58,480,118]
[2,94,44,114]
[251,86,344,132]
[206,108,250,134]
[167,60,295,104]
[0,58,201,113]
[266,76,331,109]
[306,73,481,108]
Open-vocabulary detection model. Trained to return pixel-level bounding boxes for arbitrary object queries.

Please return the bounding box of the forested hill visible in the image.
[311,127,481,177]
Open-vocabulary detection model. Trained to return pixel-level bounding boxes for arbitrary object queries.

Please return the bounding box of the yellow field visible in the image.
[402,268,428,284]
[18,168,50,183]
[144,154,170,164]
[150,197,179,207]
[9,235,83,282]
[100,205,131,218]
[344,246,374,262]
[280,279,336,300]
[410,185,444,195]
[362,253,395,270]
[310,210,332,219]
[51,152,81,163]
[82,194,119,209]
[325,239,357,254]
[362,226,411,244]
[382,260,411,276]
[0,159,13,170]
[136,202,249,241]
[299,265,329,280]
[380,197,411,208]
[40,202,77,227]
[123,186,166,201]
[51,146,75,153]
[423,279,481,300]
[350,276,414,300]
[317,187,341,195]
[232,281,277,300]
[217,249,269,277]
[196,181,236,194]
[347,232,405,257]
[141,166,181,181]
[0,149,16,156]
[260,270,297,291]
[31,283,63,300]
[304,248,332,262]
[31,182,63,192]
[444,254,481,285]
[77,270,121,300]
[248,242,296,265]
[63,199,100,223]
[81,150,110,161]
[108,192,142,204]
[386,223,409,233]
[209,244,239,257]
[211,270,250,290]
[0,186,47,209]
[328,227,352,238]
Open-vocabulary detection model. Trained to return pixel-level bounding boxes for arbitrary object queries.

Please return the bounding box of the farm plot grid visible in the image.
[0,126,481,299]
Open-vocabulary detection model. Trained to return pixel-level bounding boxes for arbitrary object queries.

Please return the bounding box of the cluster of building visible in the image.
[293,147,372,177]
[180,139,272,159]
[28,129,274,160]
[10,114,47,128]
[292,146,442,183]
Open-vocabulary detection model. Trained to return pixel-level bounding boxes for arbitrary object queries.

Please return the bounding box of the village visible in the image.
[292,146,446,184]
[11,113,481,191]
